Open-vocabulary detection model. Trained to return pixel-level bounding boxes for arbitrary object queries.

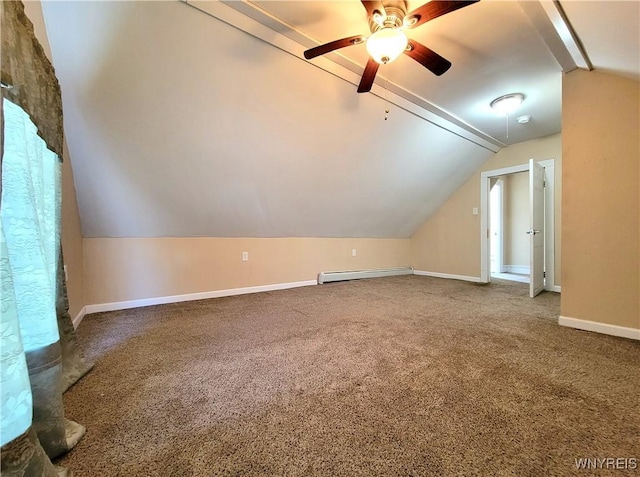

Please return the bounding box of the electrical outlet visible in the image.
[472,207,479,215]
[242,252,249,262]
[63,265,68,282]
[352,249,357,257]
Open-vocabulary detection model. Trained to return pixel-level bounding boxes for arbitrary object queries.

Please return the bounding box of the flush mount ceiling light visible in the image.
[490,93,525,115]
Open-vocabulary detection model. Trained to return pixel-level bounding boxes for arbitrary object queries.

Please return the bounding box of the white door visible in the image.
[529,159,545,297]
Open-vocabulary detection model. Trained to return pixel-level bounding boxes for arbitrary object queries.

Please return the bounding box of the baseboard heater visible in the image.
[317,266,414,284]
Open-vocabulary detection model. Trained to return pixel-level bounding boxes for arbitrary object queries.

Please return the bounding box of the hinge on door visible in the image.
[543,180,546,187]
[543,271,546,278]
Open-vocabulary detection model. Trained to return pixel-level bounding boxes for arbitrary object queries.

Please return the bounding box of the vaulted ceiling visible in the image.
[41,1,639,238]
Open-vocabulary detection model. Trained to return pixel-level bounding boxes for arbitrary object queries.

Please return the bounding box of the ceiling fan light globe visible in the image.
[366,28,408,64]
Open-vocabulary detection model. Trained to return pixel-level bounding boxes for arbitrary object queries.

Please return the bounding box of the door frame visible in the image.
[480,159,557,291]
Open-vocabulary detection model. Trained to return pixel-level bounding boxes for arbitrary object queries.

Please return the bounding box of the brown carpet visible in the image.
[57,276,639,476]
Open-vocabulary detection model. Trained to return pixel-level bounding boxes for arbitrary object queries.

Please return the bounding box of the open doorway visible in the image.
[490,173,530,284]
[480,160,557,296]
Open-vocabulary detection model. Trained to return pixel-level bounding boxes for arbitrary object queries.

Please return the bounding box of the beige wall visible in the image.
[22,2,86,318]
[504,172,529,268]
[60,143,85,318]
[411,134,562,282]
[561,70,639,330]
[84,238,410,305]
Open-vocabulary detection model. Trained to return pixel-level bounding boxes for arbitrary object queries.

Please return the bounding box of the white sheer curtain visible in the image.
[1,98,73,475]
[0,220,33,446]
[1,98,61,357]
[1,96,61,446]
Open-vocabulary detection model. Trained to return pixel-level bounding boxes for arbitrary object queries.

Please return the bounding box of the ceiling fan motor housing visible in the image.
[368,0,408,33]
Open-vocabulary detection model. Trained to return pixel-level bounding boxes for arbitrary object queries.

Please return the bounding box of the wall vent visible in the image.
[318,267,414,284]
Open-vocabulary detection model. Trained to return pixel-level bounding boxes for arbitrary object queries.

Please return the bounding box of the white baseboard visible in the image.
[559,315,640,340]
[504,265,530,275]
[72,306,87,329]
[548,285,561,293]
[84,280,317,315]
[413,270,485,283]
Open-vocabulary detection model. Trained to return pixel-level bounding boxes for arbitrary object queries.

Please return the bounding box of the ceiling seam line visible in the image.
[553,0,593,71]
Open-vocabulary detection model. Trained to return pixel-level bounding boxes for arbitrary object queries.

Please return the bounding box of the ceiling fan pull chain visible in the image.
[384,76,390,121]
[506,113,509,139]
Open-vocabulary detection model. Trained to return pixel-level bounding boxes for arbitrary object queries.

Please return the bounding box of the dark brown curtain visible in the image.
[1,1,92,474]
[56,251,94,393]
[1,0,63,157]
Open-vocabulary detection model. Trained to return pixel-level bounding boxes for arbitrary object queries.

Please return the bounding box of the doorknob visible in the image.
[526,230,540,235]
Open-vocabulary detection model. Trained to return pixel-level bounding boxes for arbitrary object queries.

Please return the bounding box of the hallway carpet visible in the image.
[58,276,639,476]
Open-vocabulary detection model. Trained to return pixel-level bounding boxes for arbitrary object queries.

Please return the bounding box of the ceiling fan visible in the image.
[303,0,478,93]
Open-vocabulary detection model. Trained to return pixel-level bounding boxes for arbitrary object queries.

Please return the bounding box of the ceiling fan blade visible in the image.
[357,58,380,93]
[404,40,451,76]
[303,35,366,60]
[361,1,386,20]
[404,0,478,29]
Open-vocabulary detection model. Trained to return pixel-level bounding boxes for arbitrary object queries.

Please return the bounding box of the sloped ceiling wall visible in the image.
[43,1,494,239]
